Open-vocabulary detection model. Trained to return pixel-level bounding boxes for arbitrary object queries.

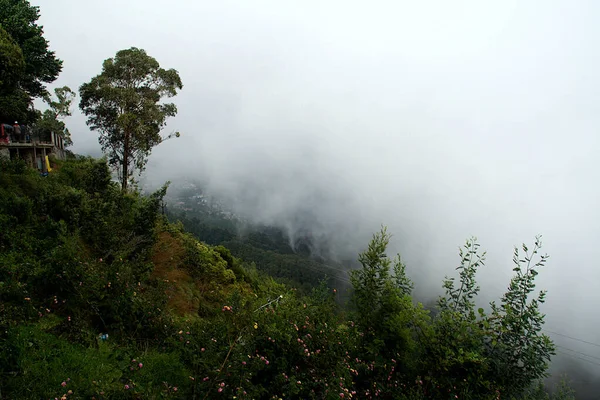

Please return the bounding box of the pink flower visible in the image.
[124,384,130,390]
[218,388,223,393]
[138,363,143,368]
[61,382,67,387]
[173,387,178,392]
[340,394,345,398]
[201,348,205,352]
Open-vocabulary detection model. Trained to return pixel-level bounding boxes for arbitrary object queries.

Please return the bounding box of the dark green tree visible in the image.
[0,25,30,123]
[79,47,183,191]
[424,238,492,396]
[488,236,555,395]
[349,226,423,384]
[350,226,393,329]
[0,26,24,90]
[0,0,63,99]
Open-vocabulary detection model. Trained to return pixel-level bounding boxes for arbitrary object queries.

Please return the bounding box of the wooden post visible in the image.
[41,148,47,173]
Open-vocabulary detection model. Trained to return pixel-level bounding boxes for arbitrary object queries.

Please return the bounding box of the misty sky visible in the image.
[35,0,600,378]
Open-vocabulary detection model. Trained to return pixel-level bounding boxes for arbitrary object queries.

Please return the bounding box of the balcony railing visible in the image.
[0,133,53,145]
[0,124,63,149]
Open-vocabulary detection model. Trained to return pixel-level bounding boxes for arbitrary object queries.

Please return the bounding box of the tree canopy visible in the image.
[0,25,24,90]
[79,47,183,191]
[32,86,76,146]
[0,25,30,123]
[0,0,63,99]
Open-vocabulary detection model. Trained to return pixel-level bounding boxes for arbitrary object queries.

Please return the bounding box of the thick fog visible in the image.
[36,0,600,388]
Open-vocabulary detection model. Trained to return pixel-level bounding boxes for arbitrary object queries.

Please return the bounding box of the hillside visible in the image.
[0,157,575,399]
[162,182,353,296]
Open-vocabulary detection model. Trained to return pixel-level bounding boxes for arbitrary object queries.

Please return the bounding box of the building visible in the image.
[0,123,66,172]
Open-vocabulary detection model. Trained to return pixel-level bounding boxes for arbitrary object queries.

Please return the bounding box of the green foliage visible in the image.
[0,25,24,90]
[0,0,63,100]
[488,236,556,395]
[44,85,76,118]
[0,157,571,399]
[0,83,31,123]
[0,157,185,397]
[79,47,183,191]
[0,25,30,123]
[32,86,76,146]
[2,324,190,399]
[549,377,577,400]
[0,158,169,338]
[348,228,561,399]
[222,240,333,294]
[438,237,485,319]
[165,204,344,294]
[350,226,393,326]
[349,227,419,360]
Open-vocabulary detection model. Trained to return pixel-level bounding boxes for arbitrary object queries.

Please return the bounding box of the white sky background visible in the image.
[35,0,600,376]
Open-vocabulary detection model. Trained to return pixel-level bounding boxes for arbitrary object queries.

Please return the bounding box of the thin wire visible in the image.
[556,345,600,362]
[557,350,600,367]
[544,329,600,348]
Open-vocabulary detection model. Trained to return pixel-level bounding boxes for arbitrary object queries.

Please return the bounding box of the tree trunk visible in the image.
[122,129,130,192]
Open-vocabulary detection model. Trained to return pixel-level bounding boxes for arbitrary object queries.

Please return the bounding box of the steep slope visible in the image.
[0,157,571,400]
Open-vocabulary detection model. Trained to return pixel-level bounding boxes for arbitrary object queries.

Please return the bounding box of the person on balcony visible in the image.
[13,121,21,142]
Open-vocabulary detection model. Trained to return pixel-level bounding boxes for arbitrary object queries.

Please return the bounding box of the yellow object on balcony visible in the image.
[45,155,52,172]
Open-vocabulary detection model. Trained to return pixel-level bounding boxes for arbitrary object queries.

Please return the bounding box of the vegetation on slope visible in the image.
[0,157,575,399]
[166,205,345,295]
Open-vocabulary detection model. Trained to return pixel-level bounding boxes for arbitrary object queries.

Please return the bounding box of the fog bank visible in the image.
[36,0,600,386]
